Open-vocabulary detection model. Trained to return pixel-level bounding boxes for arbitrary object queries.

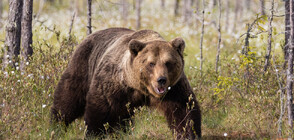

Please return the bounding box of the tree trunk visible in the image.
[87,0,92,35]
[285,0,294,68]
[195,0,199,12]
[174,0,180,17]
[232,0,239,33]
[260,0,265,15]
[161,0,165,8]
[121,0,128,22]
[246,0,251,11]
[0,0,2,20]
[199,0,205,76]
[215,0,221,73]
[68,11,76,36]
[4,0,23,68]
[263,0,274,72]
[286,0,294,138]
[225,0,229,32]
[21,0,33,70]
[136,0,141,30]
[183,0,191,24]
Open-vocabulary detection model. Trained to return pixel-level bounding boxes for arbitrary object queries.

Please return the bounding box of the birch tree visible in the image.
[4,0,23,68]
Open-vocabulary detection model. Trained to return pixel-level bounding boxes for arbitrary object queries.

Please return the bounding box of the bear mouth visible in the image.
[154,86,167,94]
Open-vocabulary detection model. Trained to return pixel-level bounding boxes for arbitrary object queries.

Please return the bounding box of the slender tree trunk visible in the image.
[215,0,221,73]
[21,0,33,70]
[195,0,199,12]
[68,11,76,36]
[232,0,239,33]
[183,0,191,24]
[87,0,92,35]
[136,0,141,30]
[161,0,165,8]
[260,0,265,15]
[246,0,251,11]
[285,0,294,69]
[225,0,229,32]
[199,0,205,76]
[133,0,136,10]
[0,0,2,20]
[286,0,294,138]
[121,0,128,22]
[174,0,180,17]
[74,0,80,16]
[263,0,274,72]
[4,0,23,68]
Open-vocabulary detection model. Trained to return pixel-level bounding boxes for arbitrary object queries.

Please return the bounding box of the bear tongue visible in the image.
[157,87,166,94]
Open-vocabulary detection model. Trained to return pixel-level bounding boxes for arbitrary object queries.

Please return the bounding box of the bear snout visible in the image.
[157,76,167,86]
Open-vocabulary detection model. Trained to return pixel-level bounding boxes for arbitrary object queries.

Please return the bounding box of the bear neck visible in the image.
[119,51,140,89]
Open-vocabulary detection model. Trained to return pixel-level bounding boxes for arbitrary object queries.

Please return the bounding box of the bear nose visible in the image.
[157,77,167,86]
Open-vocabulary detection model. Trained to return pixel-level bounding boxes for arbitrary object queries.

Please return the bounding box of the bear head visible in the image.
[128,38,185,98]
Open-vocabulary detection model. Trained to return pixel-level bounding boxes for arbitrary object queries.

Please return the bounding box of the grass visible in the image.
[0,0,290,139]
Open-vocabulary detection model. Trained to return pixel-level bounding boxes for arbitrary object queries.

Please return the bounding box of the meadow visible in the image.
[0,0,289,139]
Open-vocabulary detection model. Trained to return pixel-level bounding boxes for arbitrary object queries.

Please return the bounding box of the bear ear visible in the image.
[129,39,146,56]
[170,37,185,56]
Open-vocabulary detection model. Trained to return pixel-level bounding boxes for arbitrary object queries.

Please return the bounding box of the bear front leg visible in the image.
[151,77,201,139]
[156,94,201,139]
[84,91,111,137]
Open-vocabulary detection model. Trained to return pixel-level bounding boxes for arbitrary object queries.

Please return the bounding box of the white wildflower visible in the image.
[224,133,228,137]
[11,71,15,74]
[17,80,20,82]
[6,55,9,58]
[15,62,18,66]
[9,60,12,63]
[41,76,44,79]
[168,87,171,90]
[16,66,19,70]
[42,104,47,108]
[26,62,29,65]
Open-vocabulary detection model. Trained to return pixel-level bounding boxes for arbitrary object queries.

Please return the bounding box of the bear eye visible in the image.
[149,62,155,68]
[165,61,173,70]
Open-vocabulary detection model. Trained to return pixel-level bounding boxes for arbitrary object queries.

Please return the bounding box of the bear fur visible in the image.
[51,28,201,139]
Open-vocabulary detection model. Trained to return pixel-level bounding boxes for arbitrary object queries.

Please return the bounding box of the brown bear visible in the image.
[51,27,201,139]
